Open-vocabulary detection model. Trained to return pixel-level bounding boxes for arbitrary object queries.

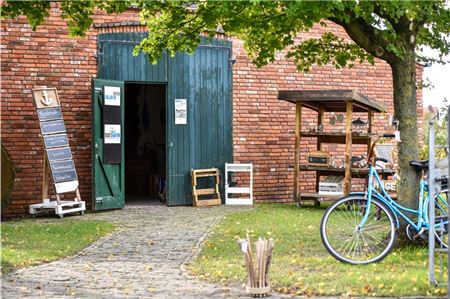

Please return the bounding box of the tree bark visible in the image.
[389,52,421,212]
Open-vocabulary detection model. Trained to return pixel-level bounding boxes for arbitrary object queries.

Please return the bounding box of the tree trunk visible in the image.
[1,144,16,214]
[390,52,421,218]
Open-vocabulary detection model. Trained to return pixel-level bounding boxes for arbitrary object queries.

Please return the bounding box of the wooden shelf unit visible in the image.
[278,89,387,205]
[191,168,221,207]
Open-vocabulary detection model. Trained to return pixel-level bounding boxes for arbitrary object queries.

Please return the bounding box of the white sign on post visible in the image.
[174,99,187,125]
[104,124,121,144]
[104,86,121,106]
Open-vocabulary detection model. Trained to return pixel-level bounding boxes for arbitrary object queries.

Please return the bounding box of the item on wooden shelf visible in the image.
[319,176,344,195]
[329,113,344,125]
[352,117,367,132]
[337,158,345,168]
[374,144,395,163]
[351,154,368,168]
[352,117,367,126]
[307,150,332,167]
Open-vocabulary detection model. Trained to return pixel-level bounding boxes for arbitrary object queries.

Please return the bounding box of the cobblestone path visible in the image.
[1,205,254,298]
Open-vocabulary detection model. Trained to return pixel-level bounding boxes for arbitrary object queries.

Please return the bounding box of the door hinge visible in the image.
[95,143,100,156]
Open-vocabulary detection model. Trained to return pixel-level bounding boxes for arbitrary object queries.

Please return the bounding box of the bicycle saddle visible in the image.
[409,160,428,171]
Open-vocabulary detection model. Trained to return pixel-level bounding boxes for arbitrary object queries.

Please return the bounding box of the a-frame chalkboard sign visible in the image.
[29,88,86,217]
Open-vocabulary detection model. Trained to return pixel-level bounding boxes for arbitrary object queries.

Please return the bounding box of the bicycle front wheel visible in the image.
[320,196,397,265]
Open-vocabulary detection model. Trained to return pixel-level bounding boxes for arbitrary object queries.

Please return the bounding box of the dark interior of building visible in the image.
[124,83,166,205]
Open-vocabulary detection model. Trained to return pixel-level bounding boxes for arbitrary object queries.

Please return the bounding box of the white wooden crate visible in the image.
[319,176,344,195]
[225,163,253,205]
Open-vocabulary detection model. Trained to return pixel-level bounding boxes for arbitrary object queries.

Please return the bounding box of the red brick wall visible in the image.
[1,6,423,217]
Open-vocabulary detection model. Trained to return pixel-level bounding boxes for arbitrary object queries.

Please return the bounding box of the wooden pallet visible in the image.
[30,200,85,218]
[191,168,221,207]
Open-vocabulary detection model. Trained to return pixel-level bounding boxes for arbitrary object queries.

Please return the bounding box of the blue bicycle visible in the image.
[320,135,449,265]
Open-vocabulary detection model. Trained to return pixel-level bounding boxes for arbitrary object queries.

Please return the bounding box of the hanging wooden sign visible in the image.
[46,147,72,161]
[43,134,69,148]
[40,120,66,135]
[50,160,76,173]
[52,170,78,183]
[30,87,85,218]
[37,107,63,122]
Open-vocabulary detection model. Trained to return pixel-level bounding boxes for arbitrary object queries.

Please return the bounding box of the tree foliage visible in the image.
[420,101,449,160]
[133,1,450,68]
[1,0,128,36]
[3,1,449,67]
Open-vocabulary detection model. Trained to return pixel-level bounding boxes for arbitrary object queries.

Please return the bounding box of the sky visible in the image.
[422,51,450,109]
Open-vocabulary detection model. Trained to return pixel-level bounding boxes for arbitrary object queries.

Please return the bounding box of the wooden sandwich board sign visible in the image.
[29,88,85,218]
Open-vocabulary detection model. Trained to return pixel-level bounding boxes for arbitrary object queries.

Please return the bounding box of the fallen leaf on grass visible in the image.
[363,284,372,295]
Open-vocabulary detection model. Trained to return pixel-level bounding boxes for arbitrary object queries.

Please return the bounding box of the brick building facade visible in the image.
[1,6,423,217]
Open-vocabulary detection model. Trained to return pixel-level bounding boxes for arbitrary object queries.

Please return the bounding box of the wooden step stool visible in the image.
[191,168,221,207]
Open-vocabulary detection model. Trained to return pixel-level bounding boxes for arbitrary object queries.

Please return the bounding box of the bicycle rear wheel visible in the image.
[434,189,449,249]
[320,196,397,265]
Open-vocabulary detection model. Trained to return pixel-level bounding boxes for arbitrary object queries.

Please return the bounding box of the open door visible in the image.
[92,79,125,210]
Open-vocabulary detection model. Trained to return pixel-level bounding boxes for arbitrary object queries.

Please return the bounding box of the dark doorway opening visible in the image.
[124,83,166,206]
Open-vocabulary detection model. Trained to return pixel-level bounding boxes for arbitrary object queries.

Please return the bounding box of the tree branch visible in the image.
[329,15,398,64]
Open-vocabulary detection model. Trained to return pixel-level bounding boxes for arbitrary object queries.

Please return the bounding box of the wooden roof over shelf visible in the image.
[278,89,386,113]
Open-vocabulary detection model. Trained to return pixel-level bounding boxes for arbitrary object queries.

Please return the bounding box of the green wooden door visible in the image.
[167,39,233,205]
[92,79,125,210]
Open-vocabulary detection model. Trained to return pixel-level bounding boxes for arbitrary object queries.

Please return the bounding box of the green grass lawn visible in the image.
[189,204,448,297]
[1,218,115,273]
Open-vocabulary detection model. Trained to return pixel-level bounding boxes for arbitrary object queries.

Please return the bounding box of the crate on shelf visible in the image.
[319,176,344,195]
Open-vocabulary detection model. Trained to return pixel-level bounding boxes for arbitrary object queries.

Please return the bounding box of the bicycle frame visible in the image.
[359,165,447,232]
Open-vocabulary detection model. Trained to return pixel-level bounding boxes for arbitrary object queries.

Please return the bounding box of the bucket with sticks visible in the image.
[238,233,274,298]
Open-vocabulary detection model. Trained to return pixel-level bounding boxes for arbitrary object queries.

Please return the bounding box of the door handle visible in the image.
[95,143,100,156]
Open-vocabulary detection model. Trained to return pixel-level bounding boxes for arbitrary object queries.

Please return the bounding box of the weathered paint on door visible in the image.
[92,79,125,210]
[97,33,232,206]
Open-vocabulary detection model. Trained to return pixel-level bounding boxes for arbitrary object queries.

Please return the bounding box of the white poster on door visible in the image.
[174,99,187,125]
[104,86,121,106]
[104,124,121,144]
